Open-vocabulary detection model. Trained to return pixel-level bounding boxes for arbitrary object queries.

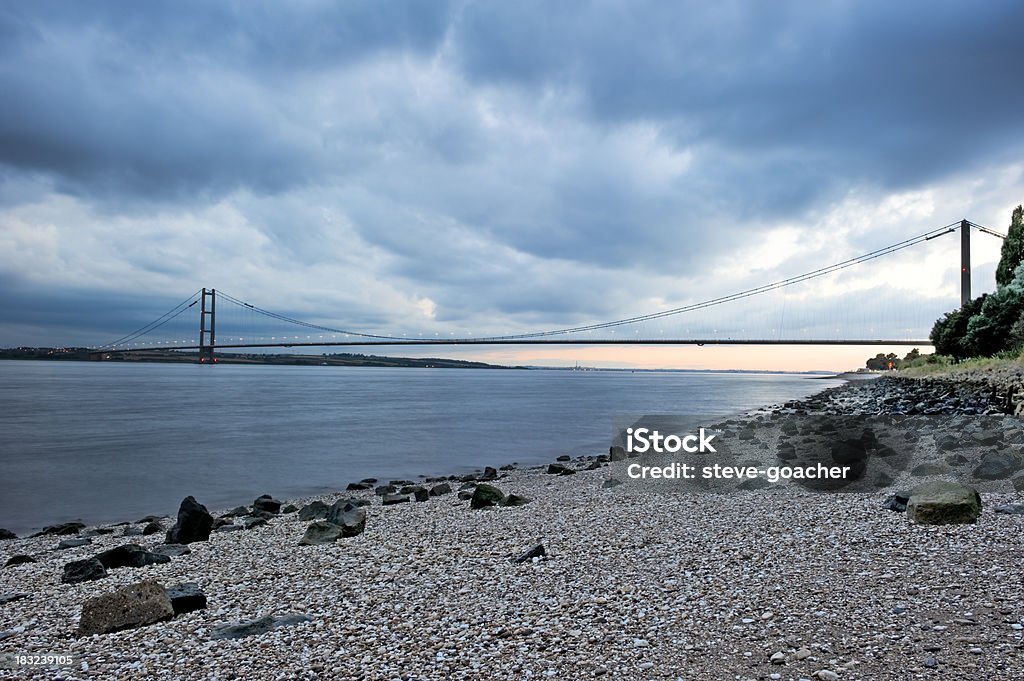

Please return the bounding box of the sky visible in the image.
[0,0,1022,370]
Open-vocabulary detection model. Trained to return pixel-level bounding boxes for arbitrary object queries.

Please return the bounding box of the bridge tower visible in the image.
[199,288,216,363]
[960,219,971,307]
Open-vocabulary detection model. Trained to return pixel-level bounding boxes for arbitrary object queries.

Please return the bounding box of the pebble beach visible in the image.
[2,375,1023,681]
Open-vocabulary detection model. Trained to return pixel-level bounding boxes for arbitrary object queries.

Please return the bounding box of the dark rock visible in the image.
[375,485,397,496]
[360,477,378,484]
[210,613,312,640]
[470,484,504,509]
[136,515,163,524]
[58,537,93,549]
[556,455,571,462]
[457,490,474,500]
[0,529,17,541]
[152,544,190,557]
[973,451,1020,480]
[994,503,1024,515]
[298,521,345,545]
[882,491,911,513]
[907,481,982,525]
[243,517,267,530]
[608,446,627,462]
[547,463,575,475]
[584,461,602,470]
[252,495,282,514]
[429,483,452,496]
[33,522,85,537]
[248,510,276,521]
[298,501,329,521]
[142,522,163,536]
[944,453,969,466]
[62,557,108,584]
[224,506,250,517]
[910,463,950,477]
[211,517,233,530]
[325,501,368,536]
[166,582,207,615]
[459,474,477,483]
[738,477,772,491]
[499,494,531,507]
[0,593,27,605]
[513,544,546,564]
[407,486,430,502]
[390,479,414,486]
[281,504,298,514]
[96,544,171,569]
[499,464,516,471]
[77,579,174,637]
[480,466,499,481]
[602,478,623,489]
[5,555,36,567]
[382,494,410,506]
[346,482,372,491]
[214,524,242,532]
[165,496,213,545]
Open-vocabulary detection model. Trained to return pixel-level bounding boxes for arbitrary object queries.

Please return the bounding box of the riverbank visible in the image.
[2,377,1022,680]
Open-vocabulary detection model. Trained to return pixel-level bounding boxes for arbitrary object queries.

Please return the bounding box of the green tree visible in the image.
[903,348,920,362]
[995,205,1024,287]
[965,263,1024,356]
[930,294,986,360]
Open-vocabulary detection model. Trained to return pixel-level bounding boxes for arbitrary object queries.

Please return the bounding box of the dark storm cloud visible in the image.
[0,0,1020,347]
[0,1,453,200]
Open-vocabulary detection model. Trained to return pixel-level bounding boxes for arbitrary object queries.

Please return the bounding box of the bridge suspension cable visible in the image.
[98,290,201,349]
[96,219,966,349]
[216,220,960,342]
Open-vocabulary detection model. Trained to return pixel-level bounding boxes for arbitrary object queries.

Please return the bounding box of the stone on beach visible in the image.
[77,579,174,637]
[470,483,504,509]
[499,493,531,507]
[210,613,312,640]
[252,494,282,514]
[96,544,171,569]
[165,496,214,545]
[546,463,575,475]
[61,557,108,584]
[58,537,93,549]
[298,500,329,521]
[152,544,190,557]
[907,480,982,525]
[430,482,452,496]
[33,522,85,537]
[0,529,16,541]
[513,544,546,563]
[166,582,207,615]
[5,554,36,567]
[382,493,410,505]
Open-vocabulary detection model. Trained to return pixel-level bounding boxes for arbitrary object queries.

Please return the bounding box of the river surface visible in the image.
[0,361,843,533]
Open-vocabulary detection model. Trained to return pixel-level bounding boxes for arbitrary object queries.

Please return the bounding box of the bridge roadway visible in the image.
[103,338,932,352]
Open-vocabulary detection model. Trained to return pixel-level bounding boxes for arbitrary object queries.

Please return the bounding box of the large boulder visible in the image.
[470,484,505,509]
[907,481,982,525]
[429,483,452,497]
[0,529,16,541]
[77,579,174,637]
[62,557,107,584]
[546,463,575,476]
[608,446,627,462]
[165,496,213,545]
[96,544,170,570]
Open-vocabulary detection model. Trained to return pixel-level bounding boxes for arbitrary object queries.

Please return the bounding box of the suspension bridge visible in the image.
[94,219,1005,362]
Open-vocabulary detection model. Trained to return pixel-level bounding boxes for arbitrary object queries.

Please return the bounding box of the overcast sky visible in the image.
[0,0,1021,369]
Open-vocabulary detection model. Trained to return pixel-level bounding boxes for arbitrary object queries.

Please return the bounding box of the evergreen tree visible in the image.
[995,205,1024,287]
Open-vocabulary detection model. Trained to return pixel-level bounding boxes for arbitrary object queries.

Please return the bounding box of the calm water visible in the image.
[0,361,842,533]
